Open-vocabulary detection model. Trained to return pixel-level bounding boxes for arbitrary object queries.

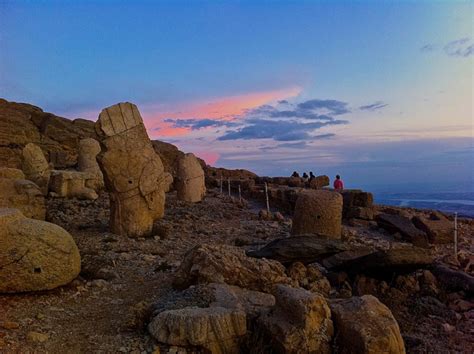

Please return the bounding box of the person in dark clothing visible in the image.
[291,171,300,178]
[309,171,315,182]
[302,172,308,179]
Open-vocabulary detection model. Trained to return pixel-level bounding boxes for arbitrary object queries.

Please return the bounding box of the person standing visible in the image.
[333,175,344,190]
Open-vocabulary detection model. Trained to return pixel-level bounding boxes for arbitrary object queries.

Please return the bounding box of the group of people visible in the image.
[291,171,344,190]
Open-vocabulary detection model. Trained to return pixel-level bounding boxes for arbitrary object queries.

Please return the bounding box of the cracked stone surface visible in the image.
[95,102,166,237]
[0,208,80,293]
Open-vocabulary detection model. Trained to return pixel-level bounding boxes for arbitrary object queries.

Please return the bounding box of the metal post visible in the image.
[264,182,270,212]
[220,176,223,195]
[228,178,231,197]
[454,212,458,260]
[238,185,242,202]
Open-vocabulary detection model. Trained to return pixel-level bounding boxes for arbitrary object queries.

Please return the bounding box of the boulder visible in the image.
[431,264,474,296]
[412,212,454,244]
[309,175,330,189]
[149,306,246,354]
[95,102,166,237]
[291,190,343,239]
[176,153,206,202]
[21,143,51,195]
[78,138,104,191]
[0,168,45,220]
[376,213,428,247]
[151,140,185,177]
[257,285,333,354]
[173,244,292,293]
[247,236,350,265]
[0,208,81,293]
[330,295,405,354]
[49,170,98,200]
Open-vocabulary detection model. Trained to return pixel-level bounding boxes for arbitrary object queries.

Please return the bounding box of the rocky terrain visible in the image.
[0,99,473,353]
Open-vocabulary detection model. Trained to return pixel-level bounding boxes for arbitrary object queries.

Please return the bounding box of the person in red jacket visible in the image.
[333,175,344,190]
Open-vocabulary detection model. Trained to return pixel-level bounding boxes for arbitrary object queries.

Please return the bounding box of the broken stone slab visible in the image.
[173,244,292,293]
[255,285,333,354]
[0,208,81,293]
[291,190,343,239]
[49,170,98,200]
[376,213,429,247]
[412,213,454,244]
[176,153,206,202]
[246,235,350,265]
[148,306,246,354]
[329,247,434,277]
[21,143,51,195]
[330,295,405,354]
[321,247,375,269]
[0,168,45,220]
[430,264,474,296]
[95,102,166,237]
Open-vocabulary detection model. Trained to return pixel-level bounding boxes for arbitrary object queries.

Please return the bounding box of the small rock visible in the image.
[27,331,49,343]
[442,323,455,333]
[1,321,20,329]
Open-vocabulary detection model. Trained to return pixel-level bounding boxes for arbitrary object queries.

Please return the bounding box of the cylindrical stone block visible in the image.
[291,190,343,238]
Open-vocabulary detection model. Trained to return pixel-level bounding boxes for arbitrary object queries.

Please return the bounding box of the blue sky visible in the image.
[1,0,472,192]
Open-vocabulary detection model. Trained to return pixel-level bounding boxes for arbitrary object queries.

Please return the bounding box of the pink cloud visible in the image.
[144,86,302,138]
[194,150,220,166]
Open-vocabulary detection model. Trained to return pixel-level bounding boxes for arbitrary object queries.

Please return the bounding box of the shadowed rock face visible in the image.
[95,102,166,238]
[0,168,45,220]
[176,153,206,203]
[0,208,81,293]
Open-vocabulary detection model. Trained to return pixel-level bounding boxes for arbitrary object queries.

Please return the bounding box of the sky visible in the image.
[1,0,472,192]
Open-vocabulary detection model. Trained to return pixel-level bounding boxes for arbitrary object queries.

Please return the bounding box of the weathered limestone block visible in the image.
[330,295,405,354]
[78,138,104,191]
[291,190,343,239]
[148,306,246,354]
[173,244,292,293]
[0,168,45,220]
[49,170,98,200]
[176,153,206,202]
[257,285,333,354]
[309,175,330,189]
[95,102,166,237]
[341,190,374,220]
[21,143,51,195]
[0,208,81,293]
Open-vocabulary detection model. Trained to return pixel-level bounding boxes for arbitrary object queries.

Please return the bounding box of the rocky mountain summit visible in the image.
[0,99,473,353]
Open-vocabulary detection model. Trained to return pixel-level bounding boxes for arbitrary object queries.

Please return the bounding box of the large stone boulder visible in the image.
[173,244,292,293]
[341,190,374,220]
[330,295,405,354]
[0,168,45,220]
[49,170,98,200]
[0,208,81,293]
[309,175,330,189]
[148,306,246,354]
[176,153,206,202]
[78,138,104,191]
[257,285,333,354]
[95,102,166,237]
[291,190,343,239]
[21,143,51,195]
[412,212,454,244]
[377,213,428,247]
